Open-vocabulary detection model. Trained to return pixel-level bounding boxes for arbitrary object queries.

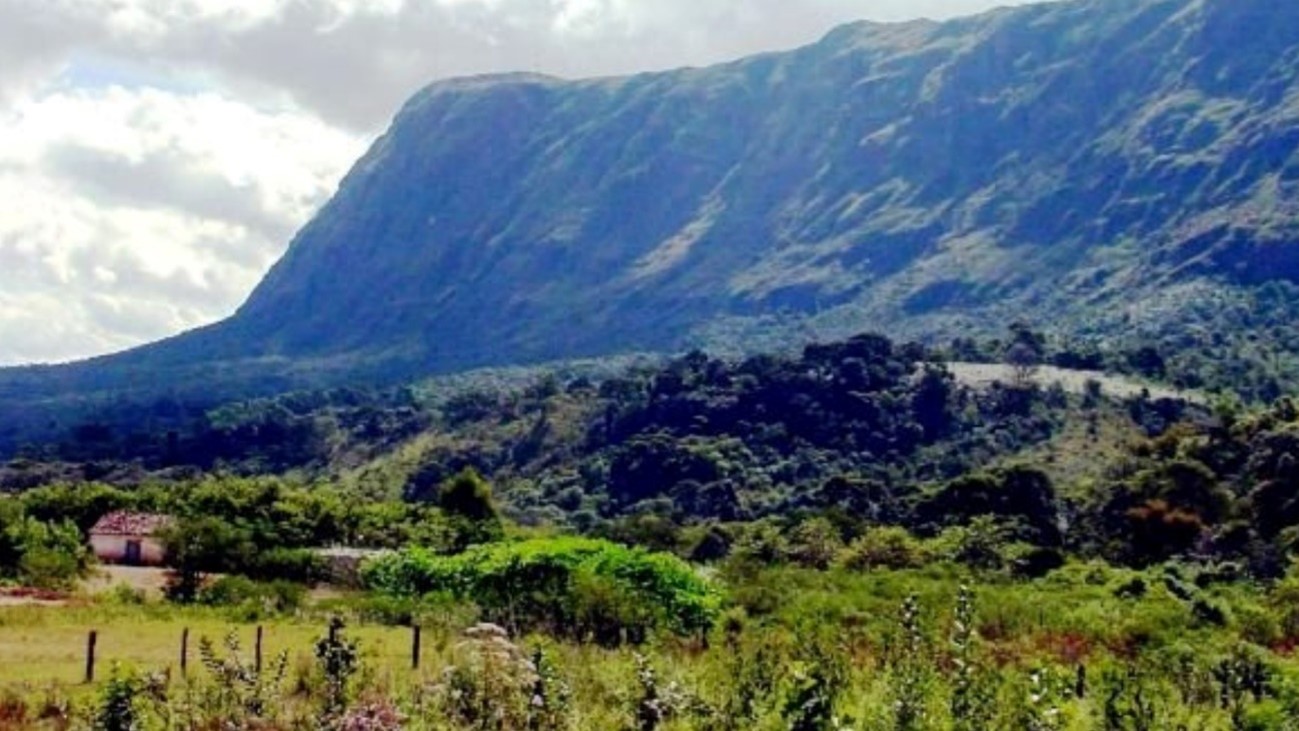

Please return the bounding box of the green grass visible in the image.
[2,564,1298,729]
[0,603,430,691]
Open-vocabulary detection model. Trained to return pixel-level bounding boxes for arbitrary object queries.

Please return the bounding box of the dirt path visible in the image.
[82,565,172,598]
[946,362,1205,403]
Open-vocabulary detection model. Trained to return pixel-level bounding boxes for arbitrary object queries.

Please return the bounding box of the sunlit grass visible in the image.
[0,603,431,691]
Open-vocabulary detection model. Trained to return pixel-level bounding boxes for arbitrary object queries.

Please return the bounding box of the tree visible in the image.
[841,527,927,571]
[1123,499,1204,566]
[1127,345,1167,379]
[0,501,24,572]
[162,517,253,602]
[918,466,1060,545]
[912,365,957,440]
[438,469,505,550]
[786,518,844,569]
[1004,323,1045,389]
[1005,343,1041,390]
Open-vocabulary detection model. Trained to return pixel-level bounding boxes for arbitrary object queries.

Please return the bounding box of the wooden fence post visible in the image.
[85,630,98,684]
[180,628,190,677]
[255,626,264,674]
[412,625,422,671]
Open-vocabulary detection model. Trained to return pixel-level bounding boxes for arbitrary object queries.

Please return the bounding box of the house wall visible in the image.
[90,535,167,566]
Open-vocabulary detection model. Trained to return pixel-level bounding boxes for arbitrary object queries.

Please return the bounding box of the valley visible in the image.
[1,0,1299,728]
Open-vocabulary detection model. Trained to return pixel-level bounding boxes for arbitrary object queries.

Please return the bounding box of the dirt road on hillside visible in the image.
[946,362,1205,403]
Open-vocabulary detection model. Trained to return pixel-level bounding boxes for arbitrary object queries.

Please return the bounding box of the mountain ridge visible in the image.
[2,0,1298,444]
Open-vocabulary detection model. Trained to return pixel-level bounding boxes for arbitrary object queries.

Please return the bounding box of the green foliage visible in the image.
[162,516,255,602]
[890,594,932,731]
[0,499,89,589]
[438,468,505,550]
[21,483,138,533]
[631,653,685,731]
[197,575,307,615]
[93,669,147,731]
[786,518,845,570]
[11,563,1299,729]
[782,640,852,731]
[1,332,1072,544]
[195,630,290,726]
[316,616,360,721]
[930,517,1019,573]
[528,646,572,731]
[917,465,1060,545]
[949,585,996,731]
[1099,665,1163,731]
[840,527,930,571]
[363,538,721,642]
[434,624,563,731]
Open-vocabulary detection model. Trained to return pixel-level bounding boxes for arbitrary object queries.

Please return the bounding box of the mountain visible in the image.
[3,0,1299,444]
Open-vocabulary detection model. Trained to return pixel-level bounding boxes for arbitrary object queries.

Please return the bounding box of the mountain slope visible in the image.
[3,0,1299,438]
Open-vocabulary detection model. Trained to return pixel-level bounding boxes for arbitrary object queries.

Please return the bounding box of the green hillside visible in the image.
[3,0,1299,449]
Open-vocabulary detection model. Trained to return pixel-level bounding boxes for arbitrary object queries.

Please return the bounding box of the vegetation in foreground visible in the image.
[7,559,1299,729]
[5,329,1299,727]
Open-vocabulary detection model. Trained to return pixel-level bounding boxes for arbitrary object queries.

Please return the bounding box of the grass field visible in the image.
[5,565,1299,729]
[0,600,642,729]
[0,603,435,692]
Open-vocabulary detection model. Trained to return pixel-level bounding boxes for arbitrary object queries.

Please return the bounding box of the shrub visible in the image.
[106,583,148,605]
[245,547,327,584]
[198,576,306,615]
[930,517,1015,572]
[839,527,928,571]
[631,653,690,731]
[363,537,721,642]
[315,617,359,722]
[4,517,89,589]
[1009,545,1066,579]
[785,518,844,570]
[439,468,505,550]
[195,631,290,727]
[93,670,145,731]
[18,546,84,590]
[434,624,544,731]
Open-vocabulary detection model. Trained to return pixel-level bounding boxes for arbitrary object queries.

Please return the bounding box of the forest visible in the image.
[5,329,1299,728]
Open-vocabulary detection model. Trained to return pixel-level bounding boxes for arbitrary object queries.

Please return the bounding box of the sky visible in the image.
[0,0,1053,366]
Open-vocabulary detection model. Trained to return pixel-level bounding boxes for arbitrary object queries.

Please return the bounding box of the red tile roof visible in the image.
[89,511,172,537]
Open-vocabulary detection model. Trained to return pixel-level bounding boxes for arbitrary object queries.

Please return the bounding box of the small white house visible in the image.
[89,511,171,566]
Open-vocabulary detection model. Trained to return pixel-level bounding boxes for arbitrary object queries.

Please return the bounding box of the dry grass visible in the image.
[80,567,171,600]
[947,362,1205,403]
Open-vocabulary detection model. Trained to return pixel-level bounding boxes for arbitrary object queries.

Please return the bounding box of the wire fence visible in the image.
[0,620,439,690]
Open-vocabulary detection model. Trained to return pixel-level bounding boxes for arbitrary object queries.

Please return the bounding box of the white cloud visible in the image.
[0,85,364,365]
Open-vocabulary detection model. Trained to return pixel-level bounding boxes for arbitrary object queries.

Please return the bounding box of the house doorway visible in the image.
[125,540,143,566]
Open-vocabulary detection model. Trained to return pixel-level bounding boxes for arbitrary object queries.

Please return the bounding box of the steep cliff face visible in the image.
[215,0,1299,365]
[3,0,1299,431]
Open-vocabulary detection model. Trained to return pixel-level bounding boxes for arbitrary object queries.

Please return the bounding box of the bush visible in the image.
[1,516,89,589]
[93,668,162,731]
[245,548,327,584]
[839,527,929,571]
[106,582,149,605]
[362,537,721,642]
[18,547,84,590]
[785,518,843,570]
[198,576,306,614]
[930,517,1016,572]
[1008,545,1066,579]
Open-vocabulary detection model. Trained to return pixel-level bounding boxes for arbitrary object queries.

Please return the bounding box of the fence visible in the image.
[0,621,436,689]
